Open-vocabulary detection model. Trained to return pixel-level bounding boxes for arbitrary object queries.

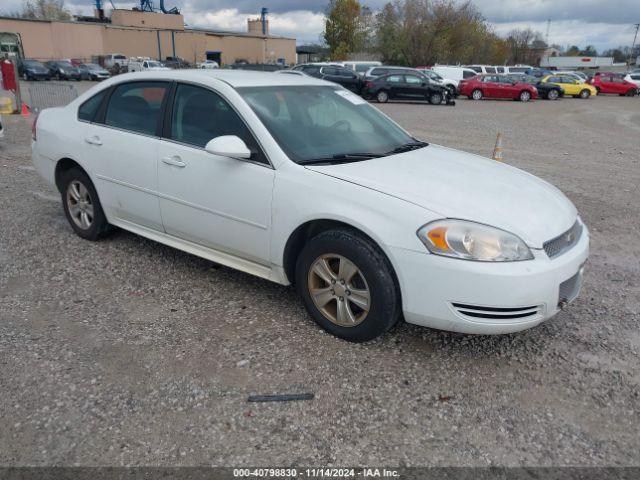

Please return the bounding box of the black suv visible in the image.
[292,64,363,94]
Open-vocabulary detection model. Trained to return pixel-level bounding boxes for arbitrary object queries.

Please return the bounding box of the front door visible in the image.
[157,83,274,264]
[83,80,170,231]
[403,74,427,99]
[385,74,405,99]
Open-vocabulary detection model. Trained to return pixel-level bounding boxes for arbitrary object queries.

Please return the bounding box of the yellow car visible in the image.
[540,74,597,99]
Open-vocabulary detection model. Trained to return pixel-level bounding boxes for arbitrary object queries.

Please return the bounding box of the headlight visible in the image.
[417,219,533,262]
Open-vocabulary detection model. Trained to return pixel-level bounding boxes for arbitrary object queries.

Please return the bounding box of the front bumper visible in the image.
[390,224,589,334]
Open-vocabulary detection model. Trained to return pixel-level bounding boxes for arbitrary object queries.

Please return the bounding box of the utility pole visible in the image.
[545,19,551,47]
[630,23,640,69]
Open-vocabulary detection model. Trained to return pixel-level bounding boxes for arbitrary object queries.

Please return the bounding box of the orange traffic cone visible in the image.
[21,103,30,118]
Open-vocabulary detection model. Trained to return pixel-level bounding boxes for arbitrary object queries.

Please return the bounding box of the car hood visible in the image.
[305,145,577,248]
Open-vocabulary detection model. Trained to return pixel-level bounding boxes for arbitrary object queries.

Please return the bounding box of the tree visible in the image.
[580,45,597,56]
[373,0,508,66]
[17,0,71,20]
[504,28,543,64]
[323,0,371,60]
[566,45,581,56]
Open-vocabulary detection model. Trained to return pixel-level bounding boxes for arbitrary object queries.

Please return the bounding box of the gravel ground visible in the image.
[0,90,639,467]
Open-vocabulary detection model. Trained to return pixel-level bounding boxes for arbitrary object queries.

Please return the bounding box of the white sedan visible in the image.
[32,70,589,342]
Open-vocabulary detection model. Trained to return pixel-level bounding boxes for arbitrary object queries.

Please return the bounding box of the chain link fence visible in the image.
[27,82,79,111]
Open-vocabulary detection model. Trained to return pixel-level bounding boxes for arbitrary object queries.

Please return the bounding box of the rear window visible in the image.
[103,81,170,135]
[462,70,476,79]
[78,89,108,122]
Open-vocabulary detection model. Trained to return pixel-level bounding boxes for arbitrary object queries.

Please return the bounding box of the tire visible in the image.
[376,90,389,103]
[579,89,591,99]
[471,89,483,100]
[295,229,401,342]
[519,90,531,102]
[626,89,637,97]
[428,92,443,105]
[60,167,111,241]
[546,89,559,100]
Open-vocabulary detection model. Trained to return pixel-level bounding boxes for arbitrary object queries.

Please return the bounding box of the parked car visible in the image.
[539,75,597,99]
[164,57,191,69]
[589,72,637,96]
[415,68,458,95]
[46,60,81,81]
[362,72,451,105]
[496,65,533,74]
[431,65,478,82]
[79,63,110,81]
[275,69,307,76]
[458,74,538,101]
[292,63,362,93]
[18,59,51,81]
[197,60,219,69]
[340,61,382,77]
[103,53,129,73]
[525,67,554,78]
[624,72,640,89]
[508,74,564,100]
[128,59,171,72]
[31,70,589,341]
[556,71,589,82]
[362,66,423,82]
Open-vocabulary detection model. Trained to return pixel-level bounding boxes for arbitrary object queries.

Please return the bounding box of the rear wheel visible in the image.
[376,90,389,103]
[295,229,401,342]
[428,91,443,105]
[579,89,591,99]
[519,90,531,102]
[60,168,111,241]
[546,89,559,100]
[471,89,483,100]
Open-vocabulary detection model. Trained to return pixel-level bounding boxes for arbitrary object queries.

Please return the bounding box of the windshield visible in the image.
[58,61,74,68]
[24,60,43,67]
[147,61,162,67]
[239,86,415,164]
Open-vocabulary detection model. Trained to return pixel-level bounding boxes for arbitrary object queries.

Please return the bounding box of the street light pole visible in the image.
[629,23,640,69]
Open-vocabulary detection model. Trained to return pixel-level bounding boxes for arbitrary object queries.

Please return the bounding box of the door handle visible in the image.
[161,155,186,168]
[85,135,102,146]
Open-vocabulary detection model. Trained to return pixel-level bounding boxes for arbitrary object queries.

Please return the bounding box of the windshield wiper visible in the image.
[302,153,383,165]
[386,140,429,155]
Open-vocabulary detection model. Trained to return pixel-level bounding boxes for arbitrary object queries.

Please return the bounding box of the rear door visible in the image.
[481,75,500,97]
[385,74,405,99]
[403,74,427,99]
[82,80,170,231]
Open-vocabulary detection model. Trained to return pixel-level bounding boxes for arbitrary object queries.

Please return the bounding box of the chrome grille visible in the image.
[544,220,583,259]
[452,303,543,320]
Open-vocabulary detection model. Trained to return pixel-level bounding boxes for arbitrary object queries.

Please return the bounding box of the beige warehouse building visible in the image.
[0,10,296,66]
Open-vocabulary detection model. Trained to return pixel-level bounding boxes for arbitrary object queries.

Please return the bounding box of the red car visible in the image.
[459,74,538,101]
[589,72,637,96]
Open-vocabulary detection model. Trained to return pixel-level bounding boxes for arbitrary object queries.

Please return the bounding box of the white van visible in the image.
[494,65,533,74]
[431,65,478,82]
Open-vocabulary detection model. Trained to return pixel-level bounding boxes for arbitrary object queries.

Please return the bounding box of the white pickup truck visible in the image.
[128,59,171,72]
[103,53,129,73]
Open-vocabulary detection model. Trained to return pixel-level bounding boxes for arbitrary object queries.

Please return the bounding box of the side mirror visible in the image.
[205,135,252,160]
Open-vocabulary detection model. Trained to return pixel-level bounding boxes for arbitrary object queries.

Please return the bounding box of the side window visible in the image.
[462,70,475,79]
[78,89,108,122]
[386,75,403,84]
[169,84,267,164]
[485,67,496,73]
[104,81,170,135]
[405,75,422,84]
[322,67,338,76]
[496,67,504,73]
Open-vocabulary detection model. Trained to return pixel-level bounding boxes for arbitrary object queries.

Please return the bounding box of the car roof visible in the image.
[97,69,331,88]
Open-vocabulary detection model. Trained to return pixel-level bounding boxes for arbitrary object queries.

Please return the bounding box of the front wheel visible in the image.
[295,229,401,342]
[546,89,559,100]
[60,168,112,241]
[376,90,389,103]
[519,90,531,102]
[428,91,443,105]
[579,89,591,99]
[471,89,483,100]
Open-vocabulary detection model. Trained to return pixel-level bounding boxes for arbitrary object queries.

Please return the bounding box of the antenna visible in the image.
[545,18,551,46]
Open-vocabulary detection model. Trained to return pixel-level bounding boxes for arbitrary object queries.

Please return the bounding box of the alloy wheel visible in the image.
[377,91,388,103]
[66,180,94,230]
[547,89,559,100]
[307,254,371,327]
[520,91,531,102]
[472,89,482,100]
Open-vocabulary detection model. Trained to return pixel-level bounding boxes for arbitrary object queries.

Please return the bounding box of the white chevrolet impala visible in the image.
[32,70,589,342]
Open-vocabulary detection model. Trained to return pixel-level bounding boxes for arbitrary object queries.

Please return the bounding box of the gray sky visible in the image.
[3,0,639,50]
